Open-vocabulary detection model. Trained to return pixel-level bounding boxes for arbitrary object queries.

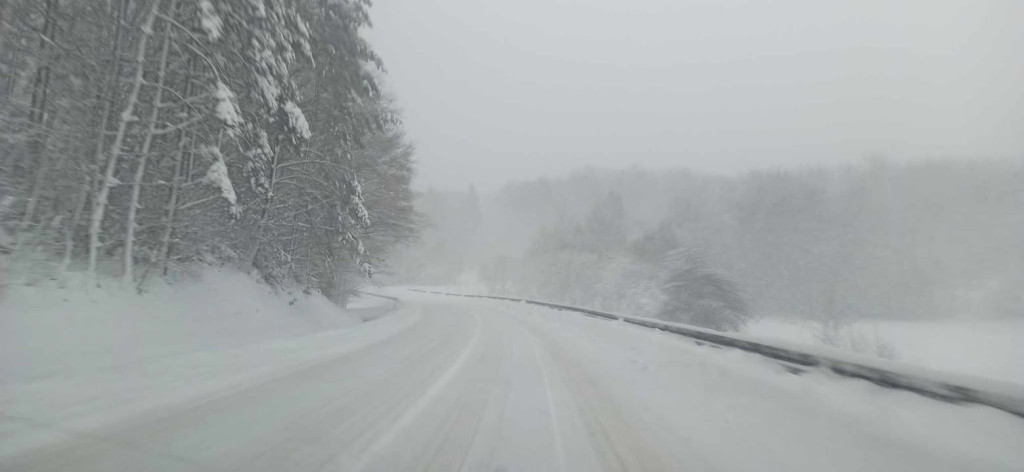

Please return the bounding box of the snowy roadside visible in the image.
[412,286,1024,387]
[743,318,1024,385]
[506,300,1024,471]
[0,269,408,456]
[413,289,1024,418]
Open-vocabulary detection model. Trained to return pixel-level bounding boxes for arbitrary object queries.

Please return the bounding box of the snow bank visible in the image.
[0,268,361,385]
[744,318,1024,385]
[0,270,410,457]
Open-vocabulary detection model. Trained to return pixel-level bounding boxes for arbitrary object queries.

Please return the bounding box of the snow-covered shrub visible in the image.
[656,249,750,331]
[813,319,899,360]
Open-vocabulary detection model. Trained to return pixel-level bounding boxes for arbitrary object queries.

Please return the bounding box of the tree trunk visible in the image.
[123,24,171,285]
[157,132,190,276]
[62,0,126,273]
[14,0,57,250]
[157,44,197,276]
[59,173,90,273]
[86,0,161,282]
[248,138,283,271]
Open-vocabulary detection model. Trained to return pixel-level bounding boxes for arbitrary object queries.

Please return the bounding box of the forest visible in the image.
[0,0,418,304]
[394,160,1024,332]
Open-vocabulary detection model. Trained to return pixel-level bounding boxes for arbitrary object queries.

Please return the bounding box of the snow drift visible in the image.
[0,268,361,385]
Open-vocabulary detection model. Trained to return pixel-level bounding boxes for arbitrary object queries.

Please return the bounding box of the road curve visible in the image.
[2,291,1022,471]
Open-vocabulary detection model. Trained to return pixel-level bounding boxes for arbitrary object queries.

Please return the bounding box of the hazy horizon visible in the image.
[410,155,1022,193]
[368,0,1024,191]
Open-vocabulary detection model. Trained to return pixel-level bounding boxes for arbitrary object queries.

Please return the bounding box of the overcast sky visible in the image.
[367,0,1024,190]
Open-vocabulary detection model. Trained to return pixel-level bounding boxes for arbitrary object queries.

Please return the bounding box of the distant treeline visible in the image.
[397,160,1023,326]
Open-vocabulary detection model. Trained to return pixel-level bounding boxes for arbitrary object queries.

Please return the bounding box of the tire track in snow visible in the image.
[516,311,674,471]
[526,328,567,472]
[348,310,483,471]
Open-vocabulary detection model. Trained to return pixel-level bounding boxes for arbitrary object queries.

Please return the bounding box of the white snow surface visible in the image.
[283,100,311,140]
[0,269,362,386]
[213,81,242,128]
[255,75,280,109]
[1,287,1022,471]
[203,151,239,213]
[197,0,222,41]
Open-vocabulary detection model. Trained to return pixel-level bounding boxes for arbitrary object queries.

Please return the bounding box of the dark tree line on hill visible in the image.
[0,0,418,303]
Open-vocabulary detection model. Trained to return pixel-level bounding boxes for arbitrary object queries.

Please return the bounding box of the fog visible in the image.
[374,0,1023,331]
[370,0,1024,190]
[1,1,1022,466]
[393,161,1021,308]
[371,0,1024,365]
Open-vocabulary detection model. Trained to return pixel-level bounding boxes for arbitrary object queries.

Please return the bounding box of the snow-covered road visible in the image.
[3,291,1022,471]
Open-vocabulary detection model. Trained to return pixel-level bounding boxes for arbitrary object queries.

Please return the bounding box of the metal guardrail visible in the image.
[351,291,402,321]
[355,290,401,306]
[410,289,1024,419]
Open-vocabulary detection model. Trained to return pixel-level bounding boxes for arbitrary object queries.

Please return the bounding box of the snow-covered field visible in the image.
[743,318,1024,385]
